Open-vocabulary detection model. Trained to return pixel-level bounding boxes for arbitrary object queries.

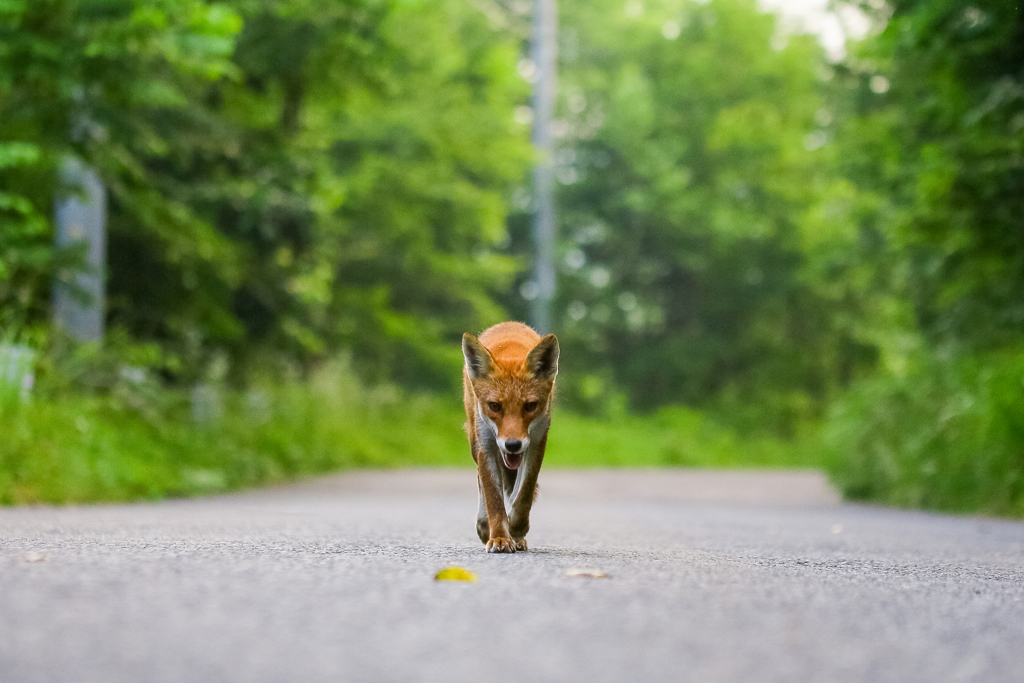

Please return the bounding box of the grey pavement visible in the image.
[0,468,1022,683]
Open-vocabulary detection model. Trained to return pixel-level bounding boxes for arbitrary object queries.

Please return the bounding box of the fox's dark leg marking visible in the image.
[500,462,516,499]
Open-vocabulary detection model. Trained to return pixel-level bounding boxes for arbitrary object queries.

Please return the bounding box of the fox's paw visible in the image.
[486,537,516,553]
[513,538,528,552]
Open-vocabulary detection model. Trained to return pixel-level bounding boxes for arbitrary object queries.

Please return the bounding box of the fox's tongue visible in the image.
[503,451,522,470]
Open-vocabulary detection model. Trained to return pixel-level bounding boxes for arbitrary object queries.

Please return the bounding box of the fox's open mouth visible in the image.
[501,451,523,470]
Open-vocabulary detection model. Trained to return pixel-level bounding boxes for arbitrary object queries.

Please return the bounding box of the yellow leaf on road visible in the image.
[435,566,478,582]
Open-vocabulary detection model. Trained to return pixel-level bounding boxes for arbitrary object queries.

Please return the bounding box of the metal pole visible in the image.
[54,157,106,343]
[529,0,557,334]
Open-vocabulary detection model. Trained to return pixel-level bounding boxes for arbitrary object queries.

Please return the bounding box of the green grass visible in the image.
[551,407,809,468]
[0,361,816,505]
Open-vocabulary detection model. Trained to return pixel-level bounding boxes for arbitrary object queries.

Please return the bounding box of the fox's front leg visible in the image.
[477,450,516,553]
[508,429,547,552]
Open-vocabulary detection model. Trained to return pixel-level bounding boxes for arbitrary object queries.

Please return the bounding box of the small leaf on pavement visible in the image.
[435,566,478,582]
[566,568,609,578]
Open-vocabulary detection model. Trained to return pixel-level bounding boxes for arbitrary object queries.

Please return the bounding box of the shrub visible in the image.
[822,348,1024,516]
[0,360,467,504]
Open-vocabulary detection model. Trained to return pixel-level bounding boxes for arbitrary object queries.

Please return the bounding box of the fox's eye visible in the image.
[487,401,502,412]
[523,401,538,412]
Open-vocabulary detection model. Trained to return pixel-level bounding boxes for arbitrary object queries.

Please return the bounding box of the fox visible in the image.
[462,322,559,553]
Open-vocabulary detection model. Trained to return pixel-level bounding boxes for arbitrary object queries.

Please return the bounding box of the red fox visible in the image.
[462,322,559,553]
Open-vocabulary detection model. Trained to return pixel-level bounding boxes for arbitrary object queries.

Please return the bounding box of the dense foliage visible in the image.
[1,0,242,346]
[1,0,530,386]
[821,0,1024,513]
[865,0,1024,349]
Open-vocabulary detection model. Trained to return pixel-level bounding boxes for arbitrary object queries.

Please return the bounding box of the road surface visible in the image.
[0,469,1022,683]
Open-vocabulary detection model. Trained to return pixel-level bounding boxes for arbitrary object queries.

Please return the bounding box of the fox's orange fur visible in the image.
[462,322,558,553]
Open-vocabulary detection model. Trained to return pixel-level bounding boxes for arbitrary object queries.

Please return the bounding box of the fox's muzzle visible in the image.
[495,436,528,470]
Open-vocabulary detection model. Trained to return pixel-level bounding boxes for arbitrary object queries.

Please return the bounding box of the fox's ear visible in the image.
[526,334,559,380]
[462,333,494,380]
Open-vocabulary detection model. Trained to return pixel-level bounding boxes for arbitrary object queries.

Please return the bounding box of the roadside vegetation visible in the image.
[0,360,462,504]
[821,349,1024,517]
[1,0,1022,516]
[0,350,809,505]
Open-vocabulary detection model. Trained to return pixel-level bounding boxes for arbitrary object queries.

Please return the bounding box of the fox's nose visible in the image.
[505,439,522,453]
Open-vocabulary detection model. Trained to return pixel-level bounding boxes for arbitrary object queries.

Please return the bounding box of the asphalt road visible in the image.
[1,469,1022,683]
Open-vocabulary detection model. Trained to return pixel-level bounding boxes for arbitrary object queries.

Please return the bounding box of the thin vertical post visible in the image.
[530,0,558,334]
[54,158,106,343]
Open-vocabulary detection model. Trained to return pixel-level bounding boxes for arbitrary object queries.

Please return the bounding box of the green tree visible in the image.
[843,0,1024,350]
[503,0,878,428]
[1,0,532,388]
[0,0,241,345]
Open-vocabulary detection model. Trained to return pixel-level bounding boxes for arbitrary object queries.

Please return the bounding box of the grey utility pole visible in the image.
[529,0,558,335]
[53,158,106,343]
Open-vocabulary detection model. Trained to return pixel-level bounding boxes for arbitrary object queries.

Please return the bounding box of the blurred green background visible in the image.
[1,0,1022,516]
